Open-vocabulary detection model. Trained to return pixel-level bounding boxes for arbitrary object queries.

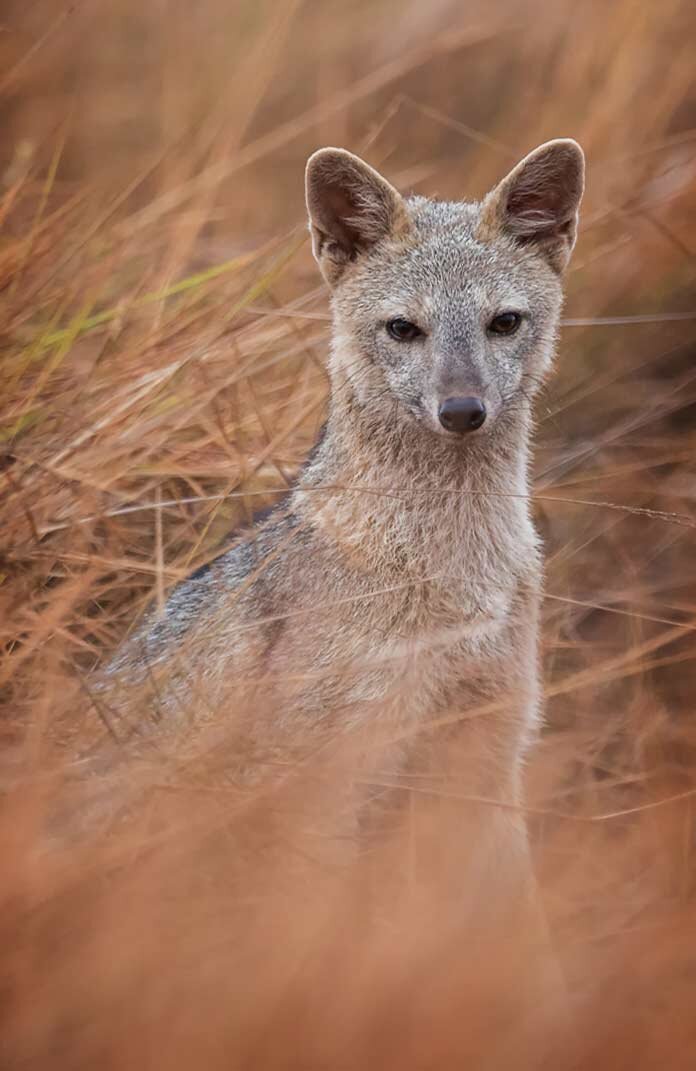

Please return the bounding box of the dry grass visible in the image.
[1,0,696,1067]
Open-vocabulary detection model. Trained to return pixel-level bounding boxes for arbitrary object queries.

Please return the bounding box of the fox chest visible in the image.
[320,570,529,710]
[254,520,540,729]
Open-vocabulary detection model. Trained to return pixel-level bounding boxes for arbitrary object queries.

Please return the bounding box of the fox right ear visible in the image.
[479,139,585,272]
[305,148,407,286]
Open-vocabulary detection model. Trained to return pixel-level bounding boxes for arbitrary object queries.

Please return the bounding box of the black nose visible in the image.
[438,396,487,434]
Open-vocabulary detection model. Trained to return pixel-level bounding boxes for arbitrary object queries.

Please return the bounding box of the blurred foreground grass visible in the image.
[1,1,696,1067]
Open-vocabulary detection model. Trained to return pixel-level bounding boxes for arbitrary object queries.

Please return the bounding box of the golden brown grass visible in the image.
[2,0,696,1067]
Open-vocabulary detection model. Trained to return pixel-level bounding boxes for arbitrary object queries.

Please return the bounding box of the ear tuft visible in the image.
[479,139,585,272]
[305,148,407,286]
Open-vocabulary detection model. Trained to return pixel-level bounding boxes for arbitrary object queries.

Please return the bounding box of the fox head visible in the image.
[305,140,584,442]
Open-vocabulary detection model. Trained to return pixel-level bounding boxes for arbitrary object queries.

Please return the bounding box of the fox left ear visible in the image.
[305,148,408,286]
[479,139,585,272]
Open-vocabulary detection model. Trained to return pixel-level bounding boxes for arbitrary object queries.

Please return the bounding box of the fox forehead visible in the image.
[407,194,480,236]
[339,197,551,324]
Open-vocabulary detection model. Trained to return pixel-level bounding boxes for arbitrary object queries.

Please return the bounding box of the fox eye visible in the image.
[386,318,423,342]
[488,311,522,335]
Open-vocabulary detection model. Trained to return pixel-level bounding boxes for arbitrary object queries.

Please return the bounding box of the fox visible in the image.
[99,139,584,928]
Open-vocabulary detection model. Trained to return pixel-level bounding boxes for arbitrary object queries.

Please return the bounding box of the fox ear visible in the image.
[479,139,585,272]
[305,148,408,286]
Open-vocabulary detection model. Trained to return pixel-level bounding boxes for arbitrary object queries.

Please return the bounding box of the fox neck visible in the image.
[297,368,535,577]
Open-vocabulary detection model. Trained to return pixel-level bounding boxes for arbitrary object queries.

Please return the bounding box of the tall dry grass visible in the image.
[1,0,696,1067]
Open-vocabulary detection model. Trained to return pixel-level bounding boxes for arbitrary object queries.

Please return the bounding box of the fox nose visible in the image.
[438,396,487,434]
